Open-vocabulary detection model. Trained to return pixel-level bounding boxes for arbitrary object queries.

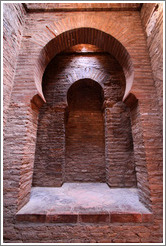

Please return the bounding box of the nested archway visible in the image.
[5,14,152,215]
[34,27,134,103]
[31,43,150,211]
[32,49,137,188]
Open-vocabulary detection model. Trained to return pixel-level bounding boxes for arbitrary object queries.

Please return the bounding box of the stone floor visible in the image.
[16,183,152,223]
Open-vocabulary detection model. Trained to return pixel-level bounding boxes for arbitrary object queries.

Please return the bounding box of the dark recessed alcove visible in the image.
[65,79,105,182]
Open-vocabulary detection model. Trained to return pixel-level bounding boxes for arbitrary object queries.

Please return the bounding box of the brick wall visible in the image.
[130,101,151,209]
[3,3,26,127]
[105,101,136,187]
[3,4,163,243]
[141,3,163,119]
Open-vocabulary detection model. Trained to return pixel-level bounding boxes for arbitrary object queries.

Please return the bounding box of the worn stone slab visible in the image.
[16,183,152,223]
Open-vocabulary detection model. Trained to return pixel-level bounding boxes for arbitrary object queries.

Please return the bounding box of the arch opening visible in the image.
[67,79,104,111]
[14,17,153,222]
[35,27,134,102]
[32,46,128,187]
[65,79,105,182]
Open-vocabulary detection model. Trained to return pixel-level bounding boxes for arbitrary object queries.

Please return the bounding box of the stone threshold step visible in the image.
[16,183,152,224]
[16,212,153,224]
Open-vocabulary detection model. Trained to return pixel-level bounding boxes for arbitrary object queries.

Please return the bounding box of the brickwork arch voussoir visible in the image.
[34,23,134,103]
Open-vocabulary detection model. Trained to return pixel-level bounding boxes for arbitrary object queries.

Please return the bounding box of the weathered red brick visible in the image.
[111,213,142,223]
[79,213,109,223]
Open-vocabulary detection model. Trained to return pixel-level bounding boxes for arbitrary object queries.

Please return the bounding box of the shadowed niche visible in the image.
[65,79,105,182]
